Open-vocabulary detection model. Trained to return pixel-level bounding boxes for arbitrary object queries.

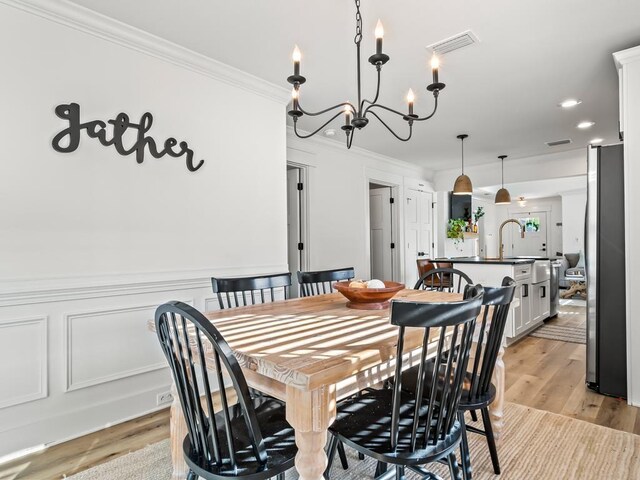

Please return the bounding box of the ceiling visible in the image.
[69,0,640,171]
[475,175,586,201]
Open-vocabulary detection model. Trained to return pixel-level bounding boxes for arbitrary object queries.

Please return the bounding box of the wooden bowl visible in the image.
[333,281,405,310]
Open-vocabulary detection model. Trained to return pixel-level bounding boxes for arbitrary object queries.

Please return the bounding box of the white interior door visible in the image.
[404,189,433,288]
[369,187,393,281]
[511,211,548,256]
[287,168,301,297]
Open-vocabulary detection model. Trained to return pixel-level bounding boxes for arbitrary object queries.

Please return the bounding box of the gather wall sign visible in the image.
[51,103,205,172]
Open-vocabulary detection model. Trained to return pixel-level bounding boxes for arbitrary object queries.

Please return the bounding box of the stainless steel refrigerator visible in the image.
[586,144,627,398]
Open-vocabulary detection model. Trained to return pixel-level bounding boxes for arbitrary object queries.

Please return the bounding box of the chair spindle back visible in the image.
[155,301,267,472]
[211,273,291,309]
[465,277,516,401]
[389,286,484,451]
[297,267,355,297]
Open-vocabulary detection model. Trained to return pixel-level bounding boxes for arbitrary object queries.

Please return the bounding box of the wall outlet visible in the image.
[157,391,173,406]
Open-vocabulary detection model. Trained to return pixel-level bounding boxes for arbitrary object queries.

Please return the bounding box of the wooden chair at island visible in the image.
[326,286,485,480]
[414,266,473,293]
[155,301,297,480]
[296,267,355,297]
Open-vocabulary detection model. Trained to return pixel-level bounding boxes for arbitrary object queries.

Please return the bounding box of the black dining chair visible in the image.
[211,273,292,309]
[402,277,516,479]
[414,267,473,293]
[325,286,484,480]
[297,267,355,297]
[297,267,354,473]
[155,301,297,480]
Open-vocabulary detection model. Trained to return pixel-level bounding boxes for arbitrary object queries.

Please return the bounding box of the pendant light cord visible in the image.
[501,157,504,186]
[461,136,465,174]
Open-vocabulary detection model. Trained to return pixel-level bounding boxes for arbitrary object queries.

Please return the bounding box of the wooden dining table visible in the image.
[150,289,507,480]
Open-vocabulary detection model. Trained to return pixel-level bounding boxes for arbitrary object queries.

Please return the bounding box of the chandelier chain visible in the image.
[354,0,362,45]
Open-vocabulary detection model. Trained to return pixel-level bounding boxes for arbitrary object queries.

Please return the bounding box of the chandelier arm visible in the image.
[368,111,413,142]
[297,100,355,117]
[412,95,440,122]
[364,102,407,119]
[360,68,382,111]
[292,111,345,139]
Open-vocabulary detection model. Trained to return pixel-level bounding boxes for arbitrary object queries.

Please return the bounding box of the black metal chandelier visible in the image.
[287,0,446,149]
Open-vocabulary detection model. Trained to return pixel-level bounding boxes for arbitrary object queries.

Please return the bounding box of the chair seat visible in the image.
[329,389,462,467]
[184,398,297,480]
[401,364,497,410]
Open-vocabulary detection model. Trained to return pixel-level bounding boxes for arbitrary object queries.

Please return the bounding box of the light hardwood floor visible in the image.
[1,303,638,479]
[504,303,640,435]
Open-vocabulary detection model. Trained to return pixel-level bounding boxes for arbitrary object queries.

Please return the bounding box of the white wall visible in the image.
[0,2,289,455]
[286,132,433,284]
[614,45,640,407]
[561,191,587,255]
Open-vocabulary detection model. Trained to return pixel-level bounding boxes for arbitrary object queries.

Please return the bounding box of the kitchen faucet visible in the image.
[499,219,525,260]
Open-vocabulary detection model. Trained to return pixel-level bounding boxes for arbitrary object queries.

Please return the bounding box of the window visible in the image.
[519,217,541,232]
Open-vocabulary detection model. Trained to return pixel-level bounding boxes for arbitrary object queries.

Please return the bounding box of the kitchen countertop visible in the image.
[433,256,537,265]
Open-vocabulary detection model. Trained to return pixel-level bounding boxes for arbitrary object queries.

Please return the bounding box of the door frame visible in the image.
[287,161,311,275]
[363,170,402,282]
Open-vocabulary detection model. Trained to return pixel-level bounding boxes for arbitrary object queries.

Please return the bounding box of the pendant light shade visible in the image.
[453,134,473,195]
[494,155,511,204]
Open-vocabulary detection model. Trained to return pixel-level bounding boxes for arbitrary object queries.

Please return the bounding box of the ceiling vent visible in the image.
[427,30,479,55]
[546,139,572,147]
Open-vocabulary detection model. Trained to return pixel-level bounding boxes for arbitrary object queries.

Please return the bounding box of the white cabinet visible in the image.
[513,281,531,336]
[531,280,551,323]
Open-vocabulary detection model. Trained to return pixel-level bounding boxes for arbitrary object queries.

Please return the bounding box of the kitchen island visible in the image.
[434,256,551,342]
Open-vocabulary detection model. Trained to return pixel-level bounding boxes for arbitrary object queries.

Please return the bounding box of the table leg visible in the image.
[169,382,189,480]
[286,384,336,480]
[489,343,505,442]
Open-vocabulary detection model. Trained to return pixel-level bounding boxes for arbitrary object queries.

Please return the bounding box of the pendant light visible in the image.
[494,155,512,204]
[453,134,473,195]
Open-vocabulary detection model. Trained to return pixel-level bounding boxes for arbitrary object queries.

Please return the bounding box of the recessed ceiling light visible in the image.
[577,121,595,129]
[590,138,604,144]
[324,129,337,137]
[559,99,582,108]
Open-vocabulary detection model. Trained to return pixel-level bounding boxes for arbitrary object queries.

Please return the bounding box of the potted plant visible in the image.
[447,218,466,244]
[472,206,485,233]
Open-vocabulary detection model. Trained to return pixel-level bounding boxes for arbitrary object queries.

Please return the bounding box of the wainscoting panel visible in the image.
[0,316,48,409]
[64,302,193,392]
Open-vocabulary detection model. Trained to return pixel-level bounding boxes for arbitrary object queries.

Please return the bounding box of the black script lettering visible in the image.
[52,103,81,152]
[52,103,205,172]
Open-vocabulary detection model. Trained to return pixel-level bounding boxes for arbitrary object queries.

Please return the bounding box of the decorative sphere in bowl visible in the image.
[333,280,405,310]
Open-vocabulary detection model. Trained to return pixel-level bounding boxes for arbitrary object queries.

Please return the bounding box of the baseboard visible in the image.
[0,384,171,458]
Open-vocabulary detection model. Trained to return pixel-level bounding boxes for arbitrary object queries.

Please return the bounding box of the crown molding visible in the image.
[613,45,640,69]
[0,0,290,104]
[286,126,431,178]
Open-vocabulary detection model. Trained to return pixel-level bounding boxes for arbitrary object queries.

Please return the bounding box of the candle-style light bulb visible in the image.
[430,54,439,84]
[407,88,415,115]
[375,19,385,39]
[344,104,352,127]
[292,45,302,76]
[375,19,384,55]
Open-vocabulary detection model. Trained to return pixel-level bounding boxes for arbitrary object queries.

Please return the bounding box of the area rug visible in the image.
[560,298,587,307]
[67,402,640,480]
[529,323,586,344]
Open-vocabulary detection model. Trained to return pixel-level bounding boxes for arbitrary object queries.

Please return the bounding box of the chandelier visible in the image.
[287,0,446,149]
